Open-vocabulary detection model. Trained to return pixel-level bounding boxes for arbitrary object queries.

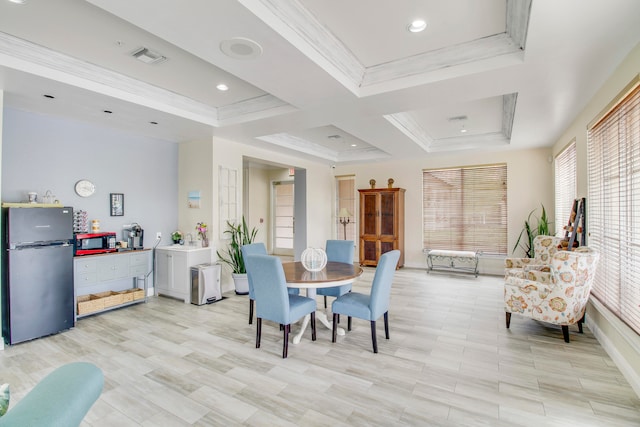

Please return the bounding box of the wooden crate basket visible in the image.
[118,288,145,302]
[91,291,124,308]
[77,294,105,315]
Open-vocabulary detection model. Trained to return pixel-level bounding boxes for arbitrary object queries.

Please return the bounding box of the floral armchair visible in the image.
[504,247,599,342]
[504,235,563,281]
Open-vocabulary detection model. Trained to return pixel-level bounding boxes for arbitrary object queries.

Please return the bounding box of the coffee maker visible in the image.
[124,223,144,250]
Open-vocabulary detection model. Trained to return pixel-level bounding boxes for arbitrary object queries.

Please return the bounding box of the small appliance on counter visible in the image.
[123,223,144,250]
[74,232,117,256]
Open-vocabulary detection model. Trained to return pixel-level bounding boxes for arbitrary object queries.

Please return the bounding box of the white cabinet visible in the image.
[155,246,213,303]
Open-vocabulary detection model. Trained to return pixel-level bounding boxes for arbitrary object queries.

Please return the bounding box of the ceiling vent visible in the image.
[131,47,167,65]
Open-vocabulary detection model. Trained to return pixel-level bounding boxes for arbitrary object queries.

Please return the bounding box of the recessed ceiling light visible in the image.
[408,19,427,33]
[8,0,27,4]
[460,126,467,133]
[351,144,357,147]
[216,83,229,91]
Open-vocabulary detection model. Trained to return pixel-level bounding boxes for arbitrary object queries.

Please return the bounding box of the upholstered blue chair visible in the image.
[331,250,400,353]
[245,254,317,358]
[241,243,267,325]
[317,240,355,309]
[0,362,103,426]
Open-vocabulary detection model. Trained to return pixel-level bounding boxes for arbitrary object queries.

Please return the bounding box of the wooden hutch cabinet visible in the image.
[358,187,405,267]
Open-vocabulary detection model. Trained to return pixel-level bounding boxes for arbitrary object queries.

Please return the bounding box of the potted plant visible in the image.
[216,216,259,295]
[513,204,551,258]
[171,230,183,245]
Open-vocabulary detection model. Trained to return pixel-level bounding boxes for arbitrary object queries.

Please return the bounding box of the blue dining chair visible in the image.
[245,254,317,358]
[241,242,267,325]
[317,240,355,309]
[331,250,400,353]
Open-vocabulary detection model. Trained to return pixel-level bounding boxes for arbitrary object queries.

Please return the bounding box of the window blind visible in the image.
[423,164,507,254]
[336,175,356,242]
[588,79,640,335]
[554,141,577,237]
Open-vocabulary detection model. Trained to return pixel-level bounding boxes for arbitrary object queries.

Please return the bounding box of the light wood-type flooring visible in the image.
[1,267,639,426]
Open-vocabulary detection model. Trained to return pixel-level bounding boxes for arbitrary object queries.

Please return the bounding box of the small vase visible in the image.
[201,236,209,247]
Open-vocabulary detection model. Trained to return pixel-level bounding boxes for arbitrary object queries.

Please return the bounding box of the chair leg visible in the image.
[577,313,585,333]
[283,324,289,358]
[384,312,389,339]
[324,295,327,308]
[348,316,352,331]
[256,318,262,348]
[370,320,378,353]
[506,312,511,328]
[332,313,338,343]
[249,299,254,325]
[311,312,317,341]
[562,325,570,343]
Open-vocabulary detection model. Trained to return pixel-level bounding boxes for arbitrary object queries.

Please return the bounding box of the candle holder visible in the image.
[338,208,352,240]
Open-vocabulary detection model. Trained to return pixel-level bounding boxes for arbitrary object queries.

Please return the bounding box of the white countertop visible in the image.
[157,244,212,252]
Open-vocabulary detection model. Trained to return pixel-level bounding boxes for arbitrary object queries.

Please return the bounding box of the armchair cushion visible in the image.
[505,235,563,279]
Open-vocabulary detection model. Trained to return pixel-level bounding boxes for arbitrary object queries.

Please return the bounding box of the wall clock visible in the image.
[74,179,96,197]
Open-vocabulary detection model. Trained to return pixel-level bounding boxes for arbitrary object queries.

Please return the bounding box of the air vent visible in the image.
[131,47,167,65]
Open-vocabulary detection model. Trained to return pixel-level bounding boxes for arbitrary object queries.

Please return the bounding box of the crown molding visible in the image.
[245,0,531,97]
[384,113,433,152]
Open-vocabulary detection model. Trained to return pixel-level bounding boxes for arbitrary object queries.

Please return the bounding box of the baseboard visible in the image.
[587,297,640,397]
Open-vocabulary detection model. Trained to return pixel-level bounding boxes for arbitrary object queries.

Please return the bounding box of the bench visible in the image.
[424,249,479,277]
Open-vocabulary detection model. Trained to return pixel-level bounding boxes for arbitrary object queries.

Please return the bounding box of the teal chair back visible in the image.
[326,240,354,263]
[369,250,400,320]
[241,242,267,300]
[317,240,355,301]
[241,243,267,325]
[246,254,292,325]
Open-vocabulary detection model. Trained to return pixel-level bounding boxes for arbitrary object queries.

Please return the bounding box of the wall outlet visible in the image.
[156,232,162,239]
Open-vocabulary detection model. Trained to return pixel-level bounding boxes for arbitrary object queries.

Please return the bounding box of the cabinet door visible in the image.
[155,251,171,293]
[379,191,397,238]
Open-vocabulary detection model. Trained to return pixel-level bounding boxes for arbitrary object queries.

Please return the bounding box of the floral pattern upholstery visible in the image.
[504,235,563,280]
[504,247,599,329]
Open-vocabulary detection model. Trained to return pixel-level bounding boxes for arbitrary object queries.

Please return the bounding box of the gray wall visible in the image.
[1,107,181,347]
[2,107,180,260]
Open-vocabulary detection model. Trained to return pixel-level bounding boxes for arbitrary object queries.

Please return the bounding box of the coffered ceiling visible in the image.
[0,0,639,165]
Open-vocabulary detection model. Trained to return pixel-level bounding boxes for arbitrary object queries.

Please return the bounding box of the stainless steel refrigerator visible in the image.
[2,206,75,344]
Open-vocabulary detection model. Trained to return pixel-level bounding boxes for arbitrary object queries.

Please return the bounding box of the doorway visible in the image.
[272,180,294,256]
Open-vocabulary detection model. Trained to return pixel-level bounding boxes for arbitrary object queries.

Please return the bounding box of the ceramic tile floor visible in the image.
[1,267,639,426]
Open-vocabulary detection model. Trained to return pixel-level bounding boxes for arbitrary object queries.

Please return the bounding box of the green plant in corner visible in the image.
[216,216,259,274]
[513,204,551,258]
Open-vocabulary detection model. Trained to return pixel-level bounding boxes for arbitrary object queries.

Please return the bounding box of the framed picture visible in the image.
[110,193,124,216]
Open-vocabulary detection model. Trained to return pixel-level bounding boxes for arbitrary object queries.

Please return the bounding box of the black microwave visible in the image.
[74,232,117,255]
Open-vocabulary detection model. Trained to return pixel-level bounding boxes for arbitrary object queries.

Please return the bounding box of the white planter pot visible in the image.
[232,273,249,295]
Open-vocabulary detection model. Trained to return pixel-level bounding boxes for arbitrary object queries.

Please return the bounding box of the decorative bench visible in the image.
[423,249,479,277]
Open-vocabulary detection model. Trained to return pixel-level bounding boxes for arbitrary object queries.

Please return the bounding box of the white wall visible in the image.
[203,137,334,293]
[334,146,553,274]
[551,42,640,396]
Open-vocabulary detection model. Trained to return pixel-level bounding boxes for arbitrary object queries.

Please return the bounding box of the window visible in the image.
[554,140,577,237]
[588,77,640,335]
[219,165,238,235]
[423,164,507,254]
[336,175,356,241]
[272,180,294,254]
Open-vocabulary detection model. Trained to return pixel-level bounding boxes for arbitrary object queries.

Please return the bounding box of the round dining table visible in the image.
[282,261,363,344]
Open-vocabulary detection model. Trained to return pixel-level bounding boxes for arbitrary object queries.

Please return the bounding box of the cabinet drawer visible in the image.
[130,264,148,276]
[130,252,149,266]
[97,256,130,281]
[75,259,97,274]
[76,272,98,286]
